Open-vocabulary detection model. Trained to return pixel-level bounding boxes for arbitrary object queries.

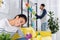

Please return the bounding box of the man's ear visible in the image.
[15,16,19,19]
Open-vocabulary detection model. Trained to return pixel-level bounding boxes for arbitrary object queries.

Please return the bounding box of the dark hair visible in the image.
[41,4,45,7]
[14,14,27,22]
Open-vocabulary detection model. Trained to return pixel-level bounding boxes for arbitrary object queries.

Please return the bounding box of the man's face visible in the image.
[14,16,26,27]
[40,6,44,10]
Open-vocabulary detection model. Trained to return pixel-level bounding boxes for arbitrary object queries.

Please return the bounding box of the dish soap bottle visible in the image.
[37,32,42,40]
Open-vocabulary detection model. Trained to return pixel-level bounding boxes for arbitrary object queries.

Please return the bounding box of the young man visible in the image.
[0,14,27,38]
[35,4,47,31]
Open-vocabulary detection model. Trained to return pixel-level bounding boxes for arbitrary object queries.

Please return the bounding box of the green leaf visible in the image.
[0,33,11,40]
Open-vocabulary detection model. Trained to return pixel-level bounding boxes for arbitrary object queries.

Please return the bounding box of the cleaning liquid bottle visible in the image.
[37,32,42,40]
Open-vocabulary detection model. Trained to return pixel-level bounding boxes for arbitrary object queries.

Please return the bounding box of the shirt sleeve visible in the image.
[35,9,47,19]
[0,19,6,33]
[39,9,47,19]
[0,19,5,28]
[17,29,25,38]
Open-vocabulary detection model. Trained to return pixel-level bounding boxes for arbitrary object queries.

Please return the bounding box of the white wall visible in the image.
[56,0,60,40]
[0,0,20,19]
[8,0,20,19]
[0,0,9,19]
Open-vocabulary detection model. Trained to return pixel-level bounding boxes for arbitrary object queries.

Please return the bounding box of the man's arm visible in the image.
[35,9,47,19]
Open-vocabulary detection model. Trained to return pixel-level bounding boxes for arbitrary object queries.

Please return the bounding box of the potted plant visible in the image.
[48,11,59,34]
[0,33,11,40]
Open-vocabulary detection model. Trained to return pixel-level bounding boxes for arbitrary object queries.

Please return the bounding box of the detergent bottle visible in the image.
[37,32,42,40]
